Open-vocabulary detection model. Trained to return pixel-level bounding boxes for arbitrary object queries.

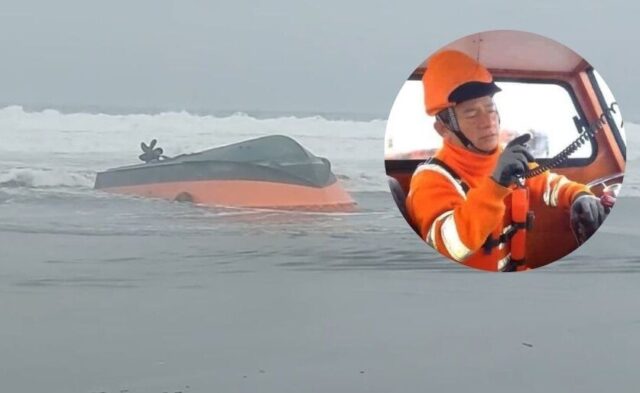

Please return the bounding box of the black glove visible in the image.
[570,194,606,244]
[491,134,535,187]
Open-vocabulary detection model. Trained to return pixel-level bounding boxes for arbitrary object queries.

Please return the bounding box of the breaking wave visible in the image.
[0,105,636,194]
[0,106,387,193]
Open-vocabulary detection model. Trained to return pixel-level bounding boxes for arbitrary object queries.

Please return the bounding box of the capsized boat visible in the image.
[95,135,355,211]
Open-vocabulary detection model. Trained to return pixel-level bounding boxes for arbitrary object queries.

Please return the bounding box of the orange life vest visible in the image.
[406,140,592,272]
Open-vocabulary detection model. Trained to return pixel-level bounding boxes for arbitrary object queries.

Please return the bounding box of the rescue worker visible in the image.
[406,49,607,271]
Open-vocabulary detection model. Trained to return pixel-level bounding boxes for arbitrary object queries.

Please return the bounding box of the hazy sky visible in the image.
[0,0,638,118]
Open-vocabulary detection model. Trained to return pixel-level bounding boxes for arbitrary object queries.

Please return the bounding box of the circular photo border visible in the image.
[385,30,626,272]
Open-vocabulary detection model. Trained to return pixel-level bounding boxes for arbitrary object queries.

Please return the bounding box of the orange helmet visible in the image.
[423,50,500,116]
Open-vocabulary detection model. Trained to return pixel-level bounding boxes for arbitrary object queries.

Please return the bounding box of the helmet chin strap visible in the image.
[439,107,497,155]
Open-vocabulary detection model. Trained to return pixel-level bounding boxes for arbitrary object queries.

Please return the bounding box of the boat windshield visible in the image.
[385,79,593,162]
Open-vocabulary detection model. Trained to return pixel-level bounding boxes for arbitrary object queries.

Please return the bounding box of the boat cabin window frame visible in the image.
[586,68,626,160]
[493,76,598,169]
[388,75,598,169]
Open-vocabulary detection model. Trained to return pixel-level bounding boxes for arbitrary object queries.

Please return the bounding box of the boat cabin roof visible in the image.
[409,30,588,80]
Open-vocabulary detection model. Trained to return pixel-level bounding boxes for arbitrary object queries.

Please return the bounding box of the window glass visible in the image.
[385,80,592,160]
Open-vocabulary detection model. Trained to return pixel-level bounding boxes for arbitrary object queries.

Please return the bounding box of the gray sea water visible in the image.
[1,107,639,392]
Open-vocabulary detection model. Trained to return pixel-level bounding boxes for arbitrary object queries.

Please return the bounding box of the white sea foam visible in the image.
[0,105,384,153]
[0,106,387,192]
[0,105,637,194]
[0,167,95,189]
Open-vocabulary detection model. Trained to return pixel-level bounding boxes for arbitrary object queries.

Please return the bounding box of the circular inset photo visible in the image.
[385,30,626,272]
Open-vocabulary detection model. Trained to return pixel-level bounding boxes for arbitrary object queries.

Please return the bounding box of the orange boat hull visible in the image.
[100,179,356,212]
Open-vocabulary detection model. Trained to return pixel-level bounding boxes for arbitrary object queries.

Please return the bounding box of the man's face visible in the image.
[453,96,500,152]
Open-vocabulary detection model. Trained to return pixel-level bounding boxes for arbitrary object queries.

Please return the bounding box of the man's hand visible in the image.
[491,133,535,187]
[570,194,607,244]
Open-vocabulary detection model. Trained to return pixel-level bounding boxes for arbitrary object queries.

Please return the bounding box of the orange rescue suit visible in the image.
[406,139,591,272]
